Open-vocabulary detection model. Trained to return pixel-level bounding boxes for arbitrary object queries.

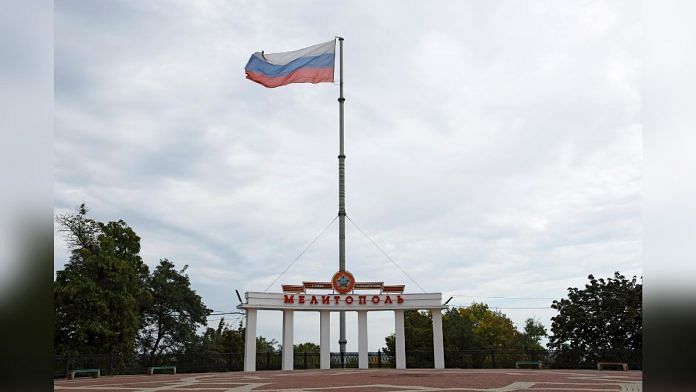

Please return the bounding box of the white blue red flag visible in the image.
[245,40,336,88]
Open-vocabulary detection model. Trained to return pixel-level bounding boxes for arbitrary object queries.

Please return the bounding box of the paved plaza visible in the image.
[54,368,642,392]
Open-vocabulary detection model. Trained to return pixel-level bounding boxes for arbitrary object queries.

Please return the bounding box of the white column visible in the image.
[244,308,257,372]
[394,309,406,369]
[432,308,445,369]
[282,310,294,370]
[320,310,331,369]
[358,311,368,369]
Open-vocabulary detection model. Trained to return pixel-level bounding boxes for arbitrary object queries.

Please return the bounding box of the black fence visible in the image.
[54,352,246,377]
[54,349,640,378]
[251,351,392,370]
[54,351,393,377]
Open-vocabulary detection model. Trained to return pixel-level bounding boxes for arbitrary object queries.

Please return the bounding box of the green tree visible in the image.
[442,306,476,351]
[139,259,211,361]
[383,310,434,357]
[257,336,279,352]
[54,204,150,355]
[548,272,642,366]
[384,334,395,356]
[294,342,320,353]
[460,303,520,349]
[196,318,245,353]
[384,304,524,352]
[405,310,435,353]
[520,318,547,350]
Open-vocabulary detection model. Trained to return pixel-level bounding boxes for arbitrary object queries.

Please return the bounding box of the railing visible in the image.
[54,351,392,377]
[54,352,246,377]
[329,351,392,368]
[54,349,640,378]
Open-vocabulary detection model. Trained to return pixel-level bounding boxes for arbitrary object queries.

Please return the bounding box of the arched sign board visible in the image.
[238,270,445,311]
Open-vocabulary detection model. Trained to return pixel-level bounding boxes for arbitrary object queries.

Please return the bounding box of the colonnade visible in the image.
[243,308,444,371]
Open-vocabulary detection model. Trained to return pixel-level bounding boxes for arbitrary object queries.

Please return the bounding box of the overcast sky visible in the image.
[54,0,642,351]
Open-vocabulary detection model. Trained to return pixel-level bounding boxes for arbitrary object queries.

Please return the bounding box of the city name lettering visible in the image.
[283,294,404,305]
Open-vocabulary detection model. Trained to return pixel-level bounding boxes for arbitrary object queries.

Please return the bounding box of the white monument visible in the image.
[240,37,444,372]
[238,270,446,371]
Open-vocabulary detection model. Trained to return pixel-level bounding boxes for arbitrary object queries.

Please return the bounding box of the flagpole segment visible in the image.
[336,36,347,368]
[338,36,345,270]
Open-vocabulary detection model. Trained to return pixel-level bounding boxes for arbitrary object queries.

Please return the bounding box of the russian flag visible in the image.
[245,40,335,88]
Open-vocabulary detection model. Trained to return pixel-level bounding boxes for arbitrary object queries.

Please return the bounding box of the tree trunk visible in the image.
[149,323,165,367]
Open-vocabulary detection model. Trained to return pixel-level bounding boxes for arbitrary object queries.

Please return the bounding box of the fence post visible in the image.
[377,349,382,368]
[65,356,71,379]
[109,352,114,376]
[266,351,270,370]
[303,351,307,369]
[491,349,496,368]
[191,352,196,373]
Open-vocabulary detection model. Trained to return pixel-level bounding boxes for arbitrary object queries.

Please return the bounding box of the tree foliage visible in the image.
[54,205,150,355]
[55,205,212,356]
[384,310,432,357]
[459,303,520,349]
[196,318,245,353]
[441,306,476,351]
[294,342,320,353]
[139,259,211,360]
[193,318,280,355]
[520,318,547,350]
[548,272,642,363]
[256,336,279,352]
[384,304,534,358]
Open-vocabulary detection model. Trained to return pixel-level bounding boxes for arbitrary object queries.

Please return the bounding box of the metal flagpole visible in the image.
[336,36,347,367]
